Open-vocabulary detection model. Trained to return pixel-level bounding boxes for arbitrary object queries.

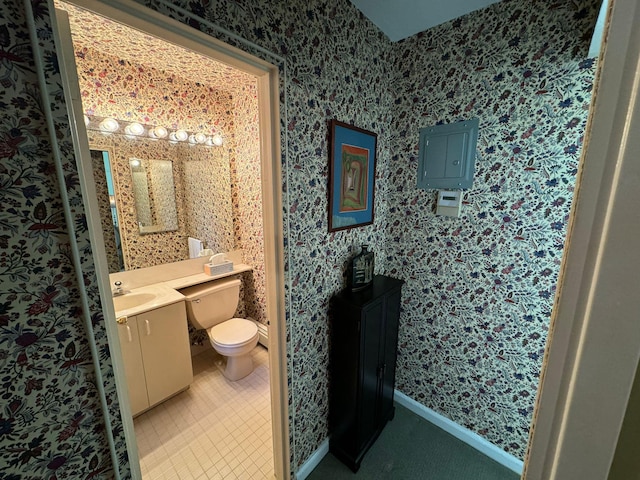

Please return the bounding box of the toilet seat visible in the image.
[208,318,258,347]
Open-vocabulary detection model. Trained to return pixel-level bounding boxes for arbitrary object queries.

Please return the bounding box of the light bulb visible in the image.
[149,126,168,139]
[99,117,119,133]
[188,134,198,144]
[211,134,223,146]
[84,115,90,126]
[170,130,188,142]
[195,132,207,144]
[125,122,145,136]
[130,159,141,167]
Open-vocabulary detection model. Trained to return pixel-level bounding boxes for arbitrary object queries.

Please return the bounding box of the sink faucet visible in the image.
[112,281,125,297]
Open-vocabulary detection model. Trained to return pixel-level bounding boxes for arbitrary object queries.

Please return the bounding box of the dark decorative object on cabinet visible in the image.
[348,244,375,292]
[328,275,403,472]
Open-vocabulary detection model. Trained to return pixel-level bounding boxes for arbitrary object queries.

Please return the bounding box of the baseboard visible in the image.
[295,438,329,480]
[394,390,524,475]
[247,318,269,348]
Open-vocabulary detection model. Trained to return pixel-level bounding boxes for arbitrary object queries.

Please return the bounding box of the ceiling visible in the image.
[349,0,503,42]
[58,0,255,94]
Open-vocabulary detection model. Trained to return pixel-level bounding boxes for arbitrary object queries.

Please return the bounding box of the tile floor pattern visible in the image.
[134,346,274,479]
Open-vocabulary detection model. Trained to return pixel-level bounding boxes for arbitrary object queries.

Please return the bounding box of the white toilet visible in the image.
[181,278,259,381]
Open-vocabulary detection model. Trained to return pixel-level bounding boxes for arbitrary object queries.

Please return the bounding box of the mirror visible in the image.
[129,158,179,234]
[89,130,235,273]
[91,148,125,272]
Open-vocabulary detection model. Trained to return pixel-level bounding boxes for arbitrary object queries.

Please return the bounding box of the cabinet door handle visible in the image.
[126,325,132,343]
[145,319,151,336]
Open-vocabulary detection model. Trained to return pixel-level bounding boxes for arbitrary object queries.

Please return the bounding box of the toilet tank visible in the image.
[180,278,241,330]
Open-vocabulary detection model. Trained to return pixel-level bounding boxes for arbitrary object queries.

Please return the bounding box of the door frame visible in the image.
[524,0,640,478]
[52,1,289,478]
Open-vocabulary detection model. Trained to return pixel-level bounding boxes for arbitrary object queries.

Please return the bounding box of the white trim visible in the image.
[394,391,524,475]
[44,6,133,480]
[295,439,330,480]
[251,319,269,348]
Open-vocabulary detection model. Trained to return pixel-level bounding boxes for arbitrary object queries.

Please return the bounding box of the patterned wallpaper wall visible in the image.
[230,85,266,322]
[3,0,599,478]
[183,146,235,255]
[74,43,240,135]
[0,2,128,478]
[387,0,599,458]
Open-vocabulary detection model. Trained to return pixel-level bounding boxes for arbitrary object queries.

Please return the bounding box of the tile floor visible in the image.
[134,345,274,479]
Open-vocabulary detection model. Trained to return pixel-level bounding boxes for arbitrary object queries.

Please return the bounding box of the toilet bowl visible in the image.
[208,318,259,380]
[181,278,259,381]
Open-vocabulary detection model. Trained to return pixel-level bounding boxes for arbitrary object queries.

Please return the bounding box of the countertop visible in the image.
[113,263,253,317]
[164,263,252,290]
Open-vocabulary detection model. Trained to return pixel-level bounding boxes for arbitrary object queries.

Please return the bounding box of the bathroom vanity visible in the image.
[117,301,192,416]
[111,255,253,416]
[328,275,403,472]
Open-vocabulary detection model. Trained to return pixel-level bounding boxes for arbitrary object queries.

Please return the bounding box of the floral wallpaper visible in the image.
[387,0,599,458]
[59,0,255,105]
[183,146,235,255]
[230,85,266,323]
[72,39,239,136]
[3,0,599,478]
[0,1,128,478]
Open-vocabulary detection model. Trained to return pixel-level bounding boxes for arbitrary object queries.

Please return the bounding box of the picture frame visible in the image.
[328,119,377,232]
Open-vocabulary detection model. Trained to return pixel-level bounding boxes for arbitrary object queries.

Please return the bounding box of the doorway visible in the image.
[52,1,288,478]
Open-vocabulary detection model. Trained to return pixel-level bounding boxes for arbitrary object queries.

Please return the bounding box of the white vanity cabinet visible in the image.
[116,301,193,416]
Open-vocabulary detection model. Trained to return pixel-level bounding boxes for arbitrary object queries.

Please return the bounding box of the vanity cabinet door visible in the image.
[117,316,149,416]
[137,301,193,408]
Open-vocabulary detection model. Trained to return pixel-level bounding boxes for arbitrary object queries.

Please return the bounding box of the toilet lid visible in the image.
[209,318,258,346]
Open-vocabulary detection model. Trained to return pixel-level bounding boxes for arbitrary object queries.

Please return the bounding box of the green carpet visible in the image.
[307,404,520,479]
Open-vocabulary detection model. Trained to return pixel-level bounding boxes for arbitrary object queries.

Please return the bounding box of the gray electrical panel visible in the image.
[417,118,479,190]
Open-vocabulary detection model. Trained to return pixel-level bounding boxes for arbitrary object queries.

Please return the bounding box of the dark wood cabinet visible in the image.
[329,275,403,472]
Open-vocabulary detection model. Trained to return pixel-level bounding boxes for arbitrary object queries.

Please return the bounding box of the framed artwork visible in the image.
[328,119,377,232]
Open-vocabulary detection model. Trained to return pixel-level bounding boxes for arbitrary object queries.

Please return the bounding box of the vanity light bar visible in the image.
[85,114,224,146]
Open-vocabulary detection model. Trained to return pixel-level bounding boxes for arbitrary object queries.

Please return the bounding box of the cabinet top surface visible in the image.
[333,275,403,305]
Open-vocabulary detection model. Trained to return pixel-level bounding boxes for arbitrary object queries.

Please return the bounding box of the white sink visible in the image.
[110,283,185,317]
[113,292,157,311]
